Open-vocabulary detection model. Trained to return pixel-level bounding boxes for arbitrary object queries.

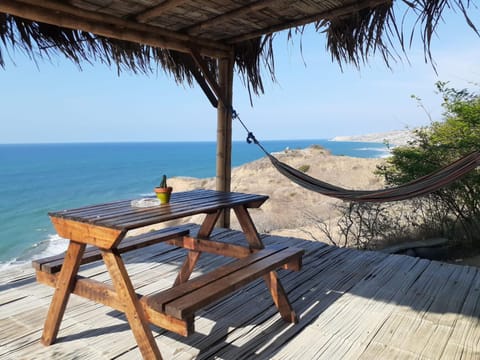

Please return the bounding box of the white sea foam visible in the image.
[0,234,68,271]
[355,147,387,152]
[31,234,69,259]
[355,147,391,158]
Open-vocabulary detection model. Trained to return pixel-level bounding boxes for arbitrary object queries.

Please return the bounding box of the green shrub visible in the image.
[376,81,480,246]
[318,82,480,251]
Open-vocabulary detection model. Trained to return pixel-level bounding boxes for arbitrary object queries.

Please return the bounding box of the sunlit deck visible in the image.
[1,224,479,359]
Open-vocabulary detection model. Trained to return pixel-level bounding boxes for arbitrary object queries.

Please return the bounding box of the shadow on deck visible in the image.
[1,224,479,359]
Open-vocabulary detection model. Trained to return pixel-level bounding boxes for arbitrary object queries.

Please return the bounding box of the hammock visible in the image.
[236,112,480,203]
[266,151,480,202]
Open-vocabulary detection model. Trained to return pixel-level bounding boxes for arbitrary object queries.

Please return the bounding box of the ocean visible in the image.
[0,140,387,269]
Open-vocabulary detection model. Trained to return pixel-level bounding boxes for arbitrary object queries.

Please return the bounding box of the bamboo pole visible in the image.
[216,55,234,228]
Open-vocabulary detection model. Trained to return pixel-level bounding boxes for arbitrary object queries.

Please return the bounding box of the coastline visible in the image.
[0,140,386,270]
[331,129,416,147]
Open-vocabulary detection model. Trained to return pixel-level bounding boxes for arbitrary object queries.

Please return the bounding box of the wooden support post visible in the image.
[216,55,234,228]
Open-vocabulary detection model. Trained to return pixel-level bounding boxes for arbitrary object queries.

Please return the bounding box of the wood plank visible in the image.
[104,192,268,229]
[143,246,286,313]
[441,267,480,359]
[356,259,461,359]
[101,250,163,359]
[55,190,218,222]
[36,262,193,337]
[173,250,202,286]
[40,240,86,345]
[48,191,268,232]
[328,256,430,359]
[165,236,253,258]
[33,227,189,274]
[263,270,297,323]
[380,237,448,254]
[50,217,124,249]
[52,190,211,218]
[36,271,123,310]
[197,246,384,359]
[48,190,212,221]
[233,205,263,249]
[165,247,304,319]
[6,227,480,359]
[198,210,222,238]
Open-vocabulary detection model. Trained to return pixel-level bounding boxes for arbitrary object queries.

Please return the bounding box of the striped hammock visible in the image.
[236,112,480,203]
[266,151,480,203]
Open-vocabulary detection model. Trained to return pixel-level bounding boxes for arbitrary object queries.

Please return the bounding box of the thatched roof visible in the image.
[0,0,478,95]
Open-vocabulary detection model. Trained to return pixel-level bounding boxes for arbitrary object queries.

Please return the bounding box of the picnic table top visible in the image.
[48,189,268,230]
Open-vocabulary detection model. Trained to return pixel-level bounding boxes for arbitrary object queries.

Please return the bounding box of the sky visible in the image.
[0,6,479,144]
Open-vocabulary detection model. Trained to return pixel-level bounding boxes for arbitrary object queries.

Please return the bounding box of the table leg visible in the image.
[264,272,298,324]
[173,211,221,286]
[101,250,162,360]
[41,241,86,345]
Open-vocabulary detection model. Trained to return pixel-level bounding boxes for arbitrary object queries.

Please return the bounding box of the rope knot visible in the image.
[230,107,239,120]
[246,132,258,144]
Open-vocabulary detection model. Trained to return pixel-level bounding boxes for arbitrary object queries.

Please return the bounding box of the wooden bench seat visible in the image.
[32,227,190,274]
[143,245,304,325]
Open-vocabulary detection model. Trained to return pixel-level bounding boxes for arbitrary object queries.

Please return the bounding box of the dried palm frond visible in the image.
[0,0,478,97]
[322,0,478,69]
[0,14,258,92]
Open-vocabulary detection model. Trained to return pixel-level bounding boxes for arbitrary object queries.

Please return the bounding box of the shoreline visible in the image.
[331,129,416,147]
[1,145,386,272]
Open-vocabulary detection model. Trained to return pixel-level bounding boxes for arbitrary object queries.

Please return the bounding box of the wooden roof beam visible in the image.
[0,0,232,59]
[185,0,283,35]
[189,49,229,109]
[136,0,190,23]
[226,0,391,43]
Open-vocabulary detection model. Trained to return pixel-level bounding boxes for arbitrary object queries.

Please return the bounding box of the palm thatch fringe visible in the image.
[321,0,478,68]
[0,14,218,87]
[0,0,478,96]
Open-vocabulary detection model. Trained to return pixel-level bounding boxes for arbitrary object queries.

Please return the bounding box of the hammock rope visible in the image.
[232,109,480,203]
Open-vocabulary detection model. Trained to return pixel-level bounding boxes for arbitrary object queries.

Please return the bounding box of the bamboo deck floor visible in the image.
[1,224,479,359]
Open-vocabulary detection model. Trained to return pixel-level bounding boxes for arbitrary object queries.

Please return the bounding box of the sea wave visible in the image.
[355,147,386,152]
[355,147,391,158]
[0,234,68,271]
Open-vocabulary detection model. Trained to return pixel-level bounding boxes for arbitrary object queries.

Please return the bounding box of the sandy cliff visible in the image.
[163,146,385,242]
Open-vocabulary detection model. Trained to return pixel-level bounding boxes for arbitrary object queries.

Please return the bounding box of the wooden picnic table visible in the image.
[34,189,303,359]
